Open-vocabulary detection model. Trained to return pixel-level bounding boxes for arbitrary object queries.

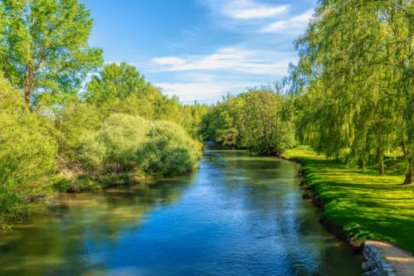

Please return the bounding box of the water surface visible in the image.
[0,148,362,275]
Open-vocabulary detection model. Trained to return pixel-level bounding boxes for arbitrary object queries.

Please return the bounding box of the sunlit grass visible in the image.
[285,146,414,254]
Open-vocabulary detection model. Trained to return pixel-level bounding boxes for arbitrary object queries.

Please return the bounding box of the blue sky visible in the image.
[81,0,318,103]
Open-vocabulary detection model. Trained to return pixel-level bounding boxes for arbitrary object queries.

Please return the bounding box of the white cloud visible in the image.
[202,0,313,36]
[149,1,317,103]
[262,9,314,33]
[153,57,186,66]
[228,5,287,20]
[205,0,288,20]
[151,46,298,103]
[152,47,290,75]
[291,9,314,23]
[262,21,286,32]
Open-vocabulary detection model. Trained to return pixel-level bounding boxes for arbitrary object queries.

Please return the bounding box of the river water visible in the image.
[0,148,362,275]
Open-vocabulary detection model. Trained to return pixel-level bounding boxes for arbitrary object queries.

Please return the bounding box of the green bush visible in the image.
[0,77,57,228]
[78,114,201,184]
[55,102,102,162]
[139,121,202,176]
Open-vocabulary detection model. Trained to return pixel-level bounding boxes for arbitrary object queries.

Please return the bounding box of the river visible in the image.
[0,147,362,275]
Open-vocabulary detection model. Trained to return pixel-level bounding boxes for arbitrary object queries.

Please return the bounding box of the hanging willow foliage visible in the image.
[291,0,414,183]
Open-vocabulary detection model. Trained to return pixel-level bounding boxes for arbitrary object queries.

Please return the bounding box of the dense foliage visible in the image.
[77,114,201,184]
[201,88,295,156]
[53,64,204,191]
[2,0,414,232]
[83,62,208,137]
[290,0,414,184]
[0,0,103,106]
[0,75,57,228]
[0,1,204,228]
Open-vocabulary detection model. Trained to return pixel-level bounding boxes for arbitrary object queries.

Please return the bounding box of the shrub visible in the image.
[78,114,201,185]
[0,77,57,228]
[138,121,202,176]
[55,102,102,162]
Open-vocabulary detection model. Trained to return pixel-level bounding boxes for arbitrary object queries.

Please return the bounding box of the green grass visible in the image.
[285,146,414,254]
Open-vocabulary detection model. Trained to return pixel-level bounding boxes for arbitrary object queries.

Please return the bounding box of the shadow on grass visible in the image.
[290,150,414,255]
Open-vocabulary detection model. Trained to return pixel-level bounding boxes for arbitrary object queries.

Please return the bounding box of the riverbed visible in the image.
[0,148,362,275]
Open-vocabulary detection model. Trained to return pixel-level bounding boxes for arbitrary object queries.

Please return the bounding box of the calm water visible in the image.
[0,148,362,275]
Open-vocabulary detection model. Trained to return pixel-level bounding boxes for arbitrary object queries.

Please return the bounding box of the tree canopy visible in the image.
[0,0,102,106]
[290,0,414,183]
[201,87,295,156]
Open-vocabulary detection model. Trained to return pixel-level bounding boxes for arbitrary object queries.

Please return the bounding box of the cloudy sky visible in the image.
[81,0,317,103]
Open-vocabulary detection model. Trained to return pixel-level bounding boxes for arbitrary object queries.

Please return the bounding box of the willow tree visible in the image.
[0,0,102,106]
[382,1,414,184]
[293,0,400,176]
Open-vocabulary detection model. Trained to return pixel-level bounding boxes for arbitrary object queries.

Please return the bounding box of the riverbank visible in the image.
[284,146,414,274]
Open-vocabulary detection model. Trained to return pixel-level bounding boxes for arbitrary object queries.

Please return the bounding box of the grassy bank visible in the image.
[284,146,414,254]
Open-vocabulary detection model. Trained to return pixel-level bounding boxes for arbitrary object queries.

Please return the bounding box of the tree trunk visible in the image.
[377,147,385,176]
[24,66,33,105]
[403,157,414,185]
[24,84,31,104]
[358,158,366,170]
[378,160,385,176]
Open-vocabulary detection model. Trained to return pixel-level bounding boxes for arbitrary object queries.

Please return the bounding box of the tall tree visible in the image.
[85,62,148,104]
[201,88,295,155]
[0,0,102,106]
[242,89,294,156]
[292,0,401,175]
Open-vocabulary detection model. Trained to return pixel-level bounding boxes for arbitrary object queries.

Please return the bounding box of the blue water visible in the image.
[0,148,362,275]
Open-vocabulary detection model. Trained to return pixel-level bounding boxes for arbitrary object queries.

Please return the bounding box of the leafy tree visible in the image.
[138,120,202,176]
[85,62,148,104]
[178,103,209,139]
[0,0,102,106]
[85,62,206,137]
[201,88,295,155]
[242,89,295,156]
[54,101,102,162]
[290,0,414,183]
[0,74,57,227]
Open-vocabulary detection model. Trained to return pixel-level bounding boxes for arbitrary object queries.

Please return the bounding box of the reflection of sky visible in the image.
[80,0,318,103]
[0,150,361,275]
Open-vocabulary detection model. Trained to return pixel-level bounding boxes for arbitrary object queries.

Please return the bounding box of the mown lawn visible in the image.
[284,146,414,254]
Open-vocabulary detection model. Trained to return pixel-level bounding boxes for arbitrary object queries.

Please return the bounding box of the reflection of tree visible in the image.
[0,173,194,275]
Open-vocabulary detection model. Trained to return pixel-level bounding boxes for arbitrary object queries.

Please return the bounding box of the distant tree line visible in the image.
[201,87,295,156]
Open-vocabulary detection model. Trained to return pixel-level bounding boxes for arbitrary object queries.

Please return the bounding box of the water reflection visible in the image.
[0,177,193,275]
[0,149,362,275]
